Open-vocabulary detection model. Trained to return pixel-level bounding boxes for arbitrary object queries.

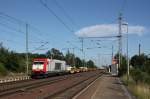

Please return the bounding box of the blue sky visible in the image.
[0,0,150,66]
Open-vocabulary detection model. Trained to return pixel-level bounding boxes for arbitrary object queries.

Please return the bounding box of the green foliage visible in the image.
[115,53,127,76]
[0,63,7,76]
[143,59,150,75]
[0,45,26,73]
[131,68,142,84]
[65,51,75,66]
[5,52,23,72]
[121,74,150,99]
[130,54,147,69]
[0,44,97,76]
[87,60,95,68]
[75,57,82,68]
[130,54,150,84]
[131,68,150,84]
[46,48,64,60]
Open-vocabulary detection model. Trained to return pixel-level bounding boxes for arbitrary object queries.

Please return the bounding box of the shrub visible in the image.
[131,68,150,84]
[0,63,7,76]
[131,68,142,84]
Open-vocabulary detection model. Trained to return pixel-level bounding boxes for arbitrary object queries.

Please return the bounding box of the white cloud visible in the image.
[75,24,147,37]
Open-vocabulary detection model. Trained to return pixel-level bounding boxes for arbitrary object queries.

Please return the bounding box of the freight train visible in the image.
[31,58,68,78]
[31,58,99,78]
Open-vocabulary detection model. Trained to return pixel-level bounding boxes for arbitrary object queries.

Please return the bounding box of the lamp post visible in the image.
[122,22,129,84]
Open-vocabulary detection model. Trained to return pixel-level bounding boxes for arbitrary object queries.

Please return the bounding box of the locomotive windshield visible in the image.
[33,61,44,65]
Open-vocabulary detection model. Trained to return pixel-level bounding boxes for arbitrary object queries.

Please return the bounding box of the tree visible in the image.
[143,57,150,75]
[75,57,82,68]
[5,51,25,72]
[130,54,147,69]
[0,45,9,64]
[129,54,150,84]
[65,51,75,66]
[0,63,7,76]
[115,53,127,76]
[46,48,64,60]
[87,60,95,68]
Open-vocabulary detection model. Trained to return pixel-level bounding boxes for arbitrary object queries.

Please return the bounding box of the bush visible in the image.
[131,68,150,84]
[0,63,7,76]
[131,68,142,84]
[142,72,150,84]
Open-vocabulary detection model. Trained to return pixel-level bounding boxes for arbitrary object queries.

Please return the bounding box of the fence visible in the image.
[0,76,30,83]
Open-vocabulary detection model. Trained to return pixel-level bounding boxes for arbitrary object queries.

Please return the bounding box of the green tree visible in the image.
[130,54,147,69]
[129,54,150,84]
[65,51,75,66]
[87,60,95,68]
[0,63,7,76]
[46,48,64,60]
[75,57,82,68]
[115,53,127,76]
[143,58,150,75]
[5,51,24,72]
[131,68,142,84]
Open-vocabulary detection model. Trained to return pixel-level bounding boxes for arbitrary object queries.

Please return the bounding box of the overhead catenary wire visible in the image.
[31,42,49,52]
[0,38,25,46]
[0,12,50,51]
[0,22,25,34]
[0,12,25,25]
[40,0,75,33]
[0,12,50,42]
[52,0,79,29]
[0,21,46,45]
[120,0,127,14]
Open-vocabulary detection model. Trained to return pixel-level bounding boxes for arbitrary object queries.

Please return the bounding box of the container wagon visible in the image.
[31,58,68,78]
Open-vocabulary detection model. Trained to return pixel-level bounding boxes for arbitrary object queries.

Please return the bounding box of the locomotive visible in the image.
[31,58,68,78]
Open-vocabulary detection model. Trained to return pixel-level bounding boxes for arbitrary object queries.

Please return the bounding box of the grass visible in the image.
[121,74,150,99]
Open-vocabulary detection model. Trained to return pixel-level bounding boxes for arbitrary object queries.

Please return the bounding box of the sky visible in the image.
[0,0,150,66]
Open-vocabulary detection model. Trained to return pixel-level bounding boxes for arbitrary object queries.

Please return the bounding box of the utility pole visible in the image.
[81,37,85,67]
[0,42,2,47]
[122,22,129,84]
[112,45,114,62]
[127,24,129,84]
[118,13,122,69]
[26,23,29,75]
[139,44,141,56]
[72,48,76,68]
[98,54,101,67]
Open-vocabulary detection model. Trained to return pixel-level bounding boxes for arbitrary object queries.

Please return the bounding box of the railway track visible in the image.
[0,73,81,92]
[0,71,100,98]
[45,71,103,99]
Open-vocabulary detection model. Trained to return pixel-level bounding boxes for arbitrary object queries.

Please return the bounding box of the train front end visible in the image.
[31,58,47,78]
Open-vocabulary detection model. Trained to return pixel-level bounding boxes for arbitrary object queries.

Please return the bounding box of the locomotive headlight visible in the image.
[32,65,36,70]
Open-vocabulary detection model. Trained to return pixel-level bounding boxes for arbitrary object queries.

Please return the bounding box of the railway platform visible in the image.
[73,74,133,99]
